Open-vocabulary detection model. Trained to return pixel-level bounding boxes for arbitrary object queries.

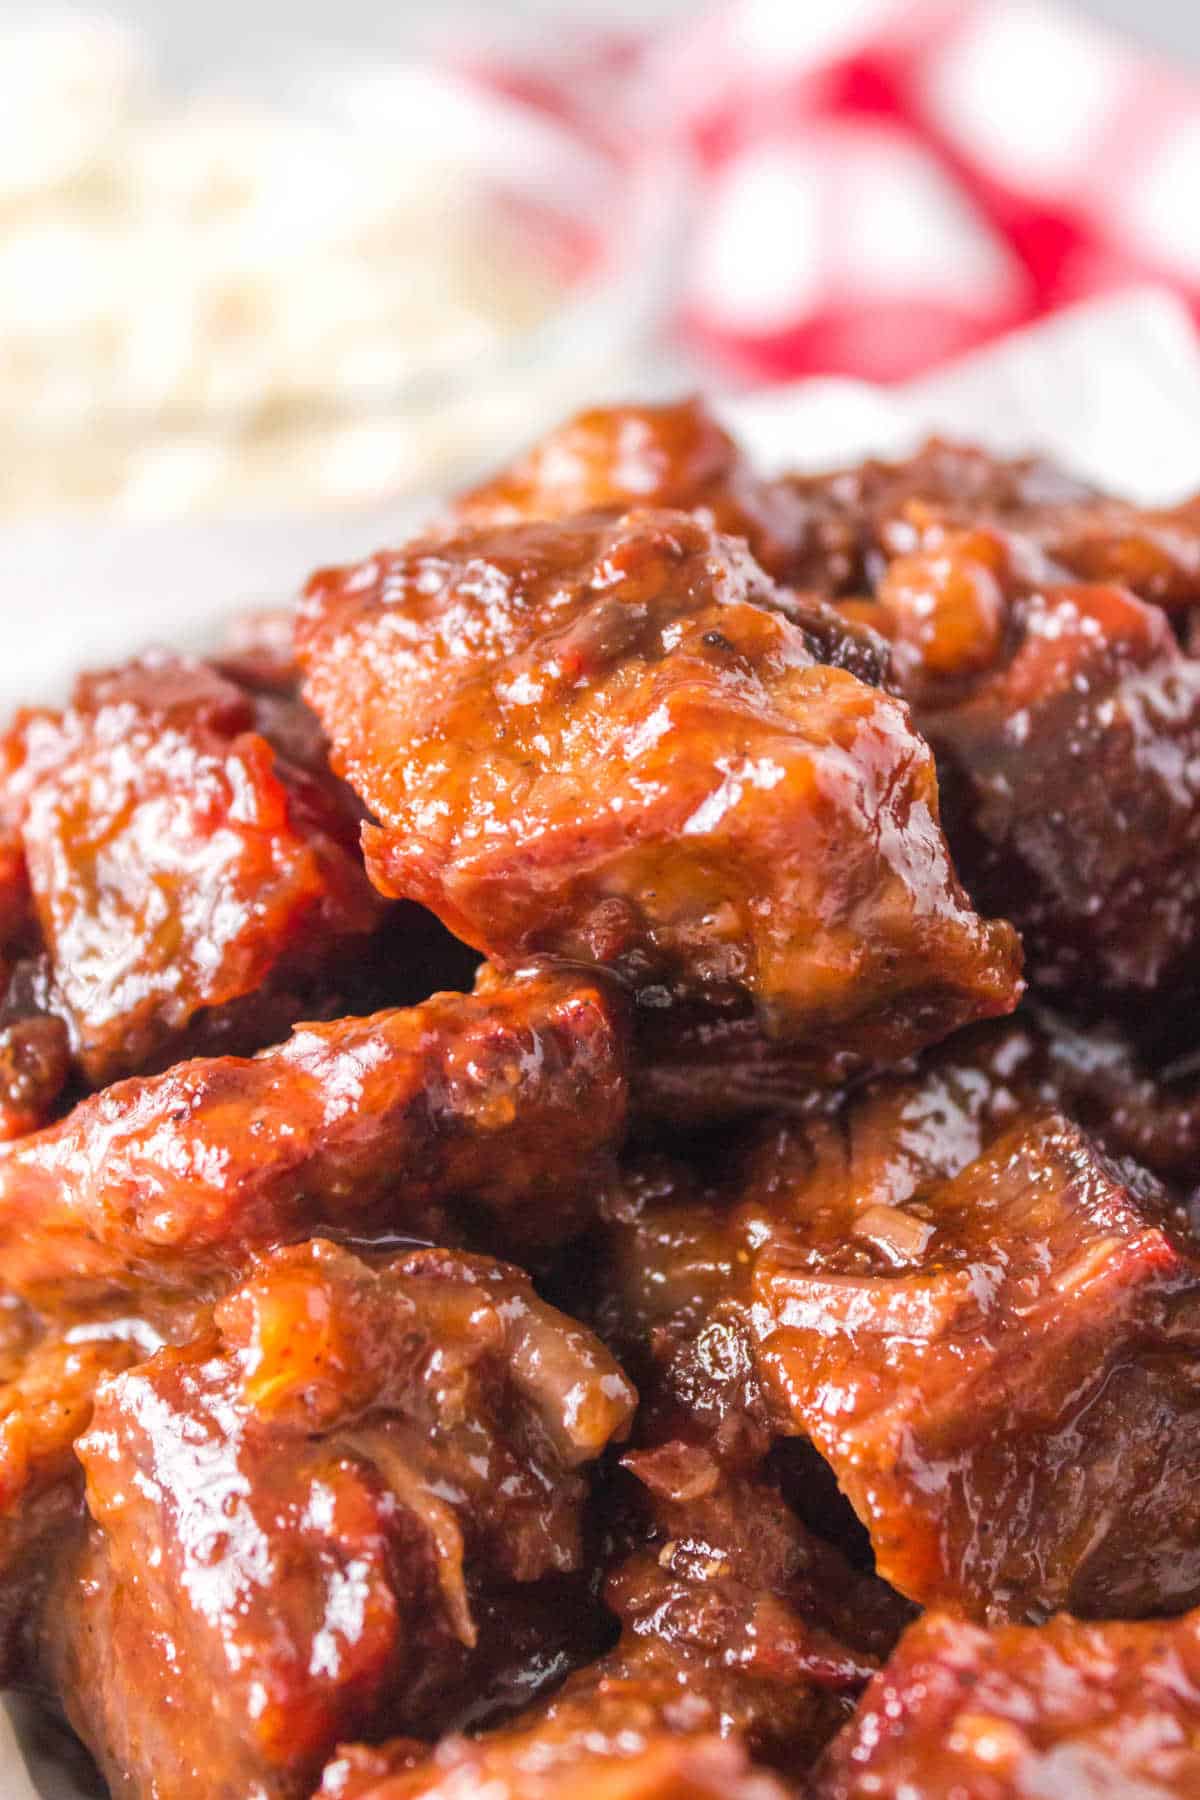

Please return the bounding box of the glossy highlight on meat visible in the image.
[45,1240,635,1800]
[0,651,383,1088]
[595,1032,1200,1624]
[454,395,846,592]
[299,505,1021,1094]
[0,966,628,1308]
[813,1606,1200,1799]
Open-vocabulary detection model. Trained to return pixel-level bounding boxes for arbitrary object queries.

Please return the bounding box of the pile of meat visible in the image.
[5,398,1200,1799]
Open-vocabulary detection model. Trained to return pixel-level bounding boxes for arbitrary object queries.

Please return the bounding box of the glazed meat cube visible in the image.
[322,1465,887,1800]
[752,1107,1200,1621]
[0,1015,69,1142]
[618,1445,913,1671]
[589,1023,1030,1465]
[812,1607,1200,1799]
[1024,1008,1200,1188]
[0,651,384,1086]
[1028,493,1200,608]
[0,1302,150,1683]
[927,578,1200,999]
[789,439,1099,600]
[0,966,628,1310]
[44,1240,635,1800]
[791,436,1200,607]
[921,1005,1200,1193]
[852,517,1200,1003]
[299,507,1020,1093]
[596,1032,1200,1622]
[0,838,69,1139]
[454,395,849,591]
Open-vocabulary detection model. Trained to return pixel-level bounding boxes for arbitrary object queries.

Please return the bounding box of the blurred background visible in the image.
[92,1,1200,79]
[2,0,1199,524]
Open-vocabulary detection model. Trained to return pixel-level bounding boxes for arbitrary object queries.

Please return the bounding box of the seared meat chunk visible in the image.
[1027,1009,1200,1188]
[0,840,68,1139]
[0,1301,154,1684]
[0,652,383,1087]
[596,1036,1200,1622]
[0,967,628,1309]
[790,435,1200,607]
[882,532,1200,1000]
[44,1240,635,1800]
[0,1015,69,1142]
[454,395,844,591]
[752,1107,1200,1621]
[299,507,1019,1094]
[322,1463,889,1800]
[829,499,1200,1008]
[813,1606,1200,1799]
[933,1007,1200,1193]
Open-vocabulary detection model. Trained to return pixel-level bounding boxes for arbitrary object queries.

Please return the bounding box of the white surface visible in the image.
[41,1,1200,87]
[6,282,1200,1797]
[0,1705,46,1800]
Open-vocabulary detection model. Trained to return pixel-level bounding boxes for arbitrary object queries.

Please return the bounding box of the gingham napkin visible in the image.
[459,0,1200,384]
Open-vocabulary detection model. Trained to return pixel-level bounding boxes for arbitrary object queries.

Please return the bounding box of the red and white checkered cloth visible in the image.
[455,0,1200,384]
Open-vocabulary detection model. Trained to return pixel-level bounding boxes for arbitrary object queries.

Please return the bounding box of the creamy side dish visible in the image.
[0,16,563,517]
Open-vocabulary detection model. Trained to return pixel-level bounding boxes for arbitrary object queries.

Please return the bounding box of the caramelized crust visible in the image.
[0,652,384,1088]
[299,506,1019,1094]
[454,395,838,591]
[0,967,628,1309]
[321,1463,892,1800]
[788,435,1200,607]
[45,1241,635,1800]
[813,1607,1200,1798]
[596,1036,1200,1623]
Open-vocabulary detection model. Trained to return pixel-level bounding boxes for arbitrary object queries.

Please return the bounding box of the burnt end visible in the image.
[0,966,630,1310]
[44,1242,635,1800]
[595,1030,1200,1626]
[318,1473,887,1800]
[783,434,1200,608]
[0,650,385,1091]
[0,1014,69,1141]
[834,503,1200,1017]
[452,394,849,597]
[812,1607,1200,1799]
[0,1306,159,1685]
[925,582,1200,1004]
[754,1108,1200,1622]
[1021,1005,1200,1188]
[298,504,1020,1104]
